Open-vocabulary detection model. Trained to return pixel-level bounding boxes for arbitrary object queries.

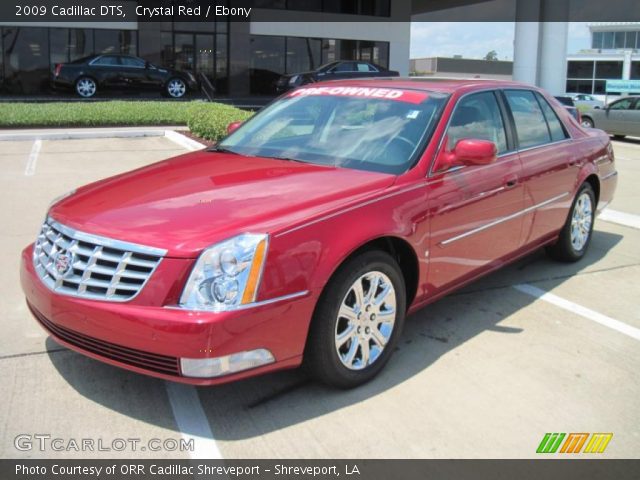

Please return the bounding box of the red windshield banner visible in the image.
[288,86,429,104]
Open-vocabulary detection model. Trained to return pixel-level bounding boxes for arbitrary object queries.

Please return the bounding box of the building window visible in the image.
[595,61,623,79]
[614,31,626,49]
[50,28,93,66]
[566,79,594,94]
[567,60,594,78]
[592,31,603,49]
[94,29,137,55]
[286,37,322,73]
[631,62,640,80]
[250,35,286,95]
[1,27,50,94]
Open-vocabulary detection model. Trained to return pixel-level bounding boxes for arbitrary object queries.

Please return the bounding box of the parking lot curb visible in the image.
[0,127,187,142]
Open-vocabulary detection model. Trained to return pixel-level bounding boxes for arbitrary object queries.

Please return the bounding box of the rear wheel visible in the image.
[546,183,595,262]
[166,78,187,98]
[305,250,406,388]
[75,77,97,98]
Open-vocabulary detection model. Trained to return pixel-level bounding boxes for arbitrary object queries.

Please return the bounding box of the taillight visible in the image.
[576,109,582,125]
[54,64,63,77]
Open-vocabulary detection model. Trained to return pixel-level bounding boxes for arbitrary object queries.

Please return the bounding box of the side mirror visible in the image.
[434,138,497,172]
[452,139,497,166]
[226,121,243,135]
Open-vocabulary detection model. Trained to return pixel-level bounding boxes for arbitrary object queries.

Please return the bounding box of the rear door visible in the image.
[503,89,578,245]
[119,56,148,90]
[90,55,124,88]
[427,90,524,292]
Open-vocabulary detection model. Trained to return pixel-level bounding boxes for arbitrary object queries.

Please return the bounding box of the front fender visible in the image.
[258,184,429,304]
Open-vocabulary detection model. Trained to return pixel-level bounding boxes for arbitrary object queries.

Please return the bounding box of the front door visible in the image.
[427,90,524,294]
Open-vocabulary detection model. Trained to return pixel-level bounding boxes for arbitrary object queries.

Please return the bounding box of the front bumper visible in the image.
[20,245,314,385]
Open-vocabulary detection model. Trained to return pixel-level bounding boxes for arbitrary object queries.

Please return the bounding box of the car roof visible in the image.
[306,77,540,94]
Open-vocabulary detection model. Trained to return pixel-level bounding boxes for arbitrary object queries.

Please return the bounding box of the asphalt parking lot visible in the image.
[0,134,638,459]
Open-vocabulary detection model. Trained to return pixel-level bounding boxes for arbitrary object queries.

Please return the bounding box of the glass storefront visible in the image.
[0,25,388,97]
[250,34,390,95]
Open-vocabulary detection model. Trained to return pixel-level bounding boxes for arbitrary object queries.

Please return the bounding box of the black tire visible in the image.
[546,183,596,262]
[75,77,97,98]
[580,117,594,128]
[304,250,406,389]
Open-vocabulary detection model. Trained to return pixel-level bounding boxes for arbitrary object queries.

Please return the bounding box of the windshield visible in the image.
[218,87,447,174]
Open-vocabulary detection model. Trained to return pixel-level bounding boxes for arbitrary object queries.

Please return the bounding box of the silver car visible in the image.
[567,93,605,109]
[581,96,640,139]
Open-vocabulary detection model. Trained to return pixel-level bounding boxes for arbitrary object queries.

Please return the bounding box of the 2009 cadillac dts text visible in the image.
[20,79,617,388]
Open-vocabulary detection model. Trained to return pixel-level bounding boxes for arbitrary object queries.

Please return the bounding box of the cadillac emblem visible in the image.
[53,249,74,278]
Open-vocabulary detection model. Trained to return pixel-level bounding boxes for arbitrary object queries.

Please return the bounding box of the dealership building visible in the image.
[0,2,410,97]
[566,22,640,95]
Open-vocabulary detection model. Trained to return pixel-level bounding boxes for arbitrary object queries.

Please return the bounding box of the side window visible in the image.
[93,56,120,66]
[356,62,376,72]
[334,62,356,73]
[609,98,634,110]
[447,91,508,154]
[505,90,552,149]
[121,57,146,68]
[535,92,569,142]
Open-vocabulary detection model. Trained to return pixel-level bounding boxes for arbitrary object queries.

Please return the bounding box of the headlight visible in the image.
[179,234,268,311]
[288,75,299,86]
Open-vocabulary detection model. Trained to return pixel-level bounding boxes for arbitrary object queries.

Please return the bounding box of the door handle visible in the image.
[504,175,519,189]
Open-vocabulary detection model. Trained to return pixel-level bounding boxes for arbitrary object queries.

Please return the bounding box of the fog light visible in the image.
[180,349,275,378]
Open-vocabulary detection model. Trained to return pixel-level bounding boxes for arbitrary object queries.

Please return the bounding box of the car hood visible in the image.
[50,151,395,257]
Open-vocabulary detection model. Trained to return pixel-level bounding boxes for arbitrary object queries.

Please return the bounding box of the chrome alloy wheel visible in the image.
[335,271,397,370]
[167,79,186,98]
[570,192,593,251]
[76,78,96,97]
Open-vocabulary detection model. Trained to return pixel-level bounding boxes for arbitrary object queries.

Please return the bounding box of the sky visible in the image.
[410,22,591,60]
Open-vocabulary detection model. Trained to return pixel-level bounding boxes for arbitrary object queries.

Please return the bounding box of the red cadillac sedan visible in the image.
[21,79,617,388]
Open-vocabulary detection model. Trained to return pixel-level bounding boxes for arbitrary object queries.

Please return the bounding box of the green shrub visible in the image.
[0,101,194,127]
[186,103,253,142]
[0,100,253,142]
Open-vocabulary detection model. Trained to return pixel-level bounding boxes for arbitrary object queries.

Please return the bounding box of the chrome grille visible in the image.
[33,217,166,302]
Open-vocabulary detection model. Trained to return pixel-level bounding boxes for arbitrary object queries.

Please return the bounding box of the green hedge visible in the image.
[0,100,253,143]
[186,103,253,142]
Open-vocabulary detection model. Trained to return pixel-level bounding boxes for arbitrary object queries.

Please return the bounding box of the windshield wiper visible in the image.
[208,145,240,155]
[262,155,306,163]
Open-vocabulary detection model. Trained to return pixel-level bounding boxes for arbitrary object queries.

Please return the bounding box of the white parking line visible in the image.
[165,382,223,459]
[514,284,640,341]
[24,139,42,176]
[164,130,207,151]
[598,209,640,230]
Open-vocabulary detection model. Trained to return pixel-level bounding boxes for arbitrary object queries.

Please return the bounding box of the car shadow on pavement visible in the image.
[46,229,623,440]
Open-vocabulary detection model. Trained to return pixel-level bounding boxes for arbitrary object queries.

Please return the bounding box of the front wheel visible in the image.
[581,117,594,128]
[546,183,595,262]
[166,78,187,98]
[304,250,406,388]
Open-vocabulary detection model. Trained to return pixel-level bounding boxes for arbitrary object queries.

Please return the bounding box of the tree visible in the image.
[484,50,498,61]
